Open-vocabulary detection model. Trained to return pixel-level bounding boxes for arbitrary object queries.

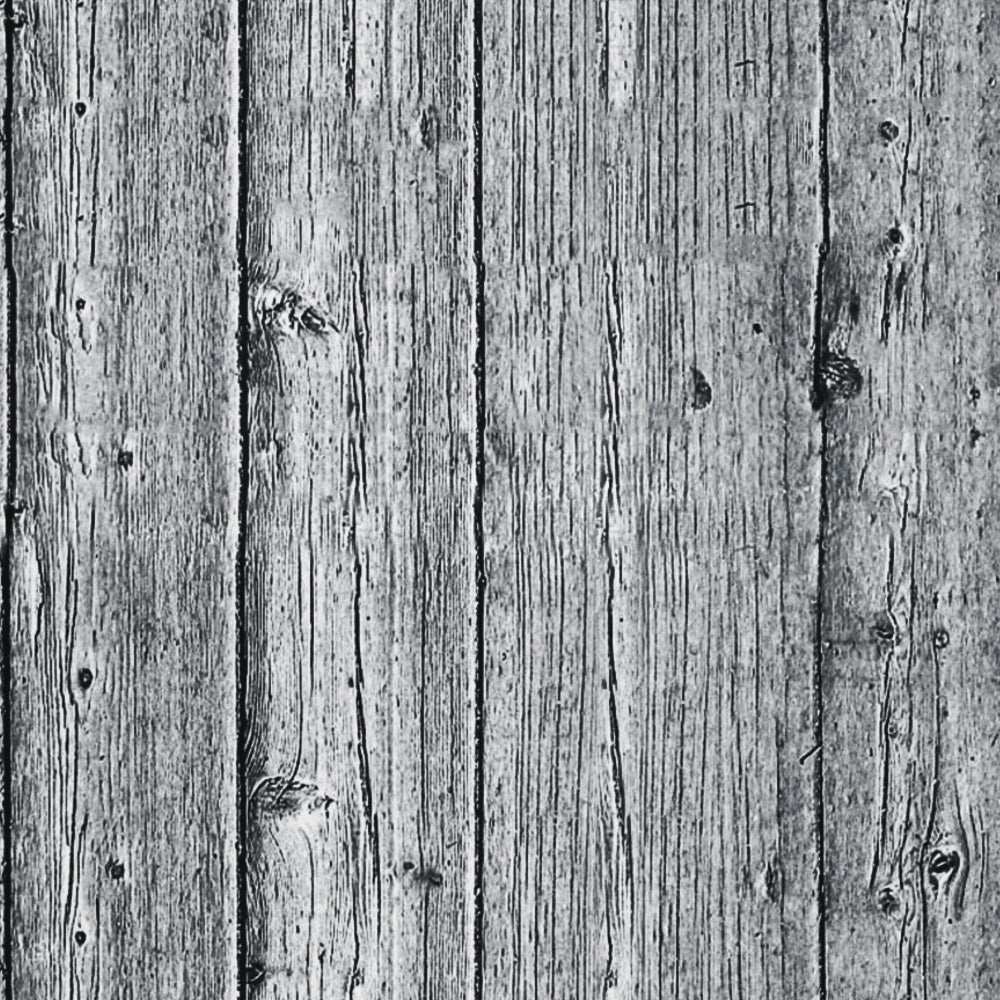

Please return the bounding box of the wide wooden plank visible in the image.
[243,2,472,996]
[8,3,239,996]
[821,0,1000,995]
[482,1,824,995]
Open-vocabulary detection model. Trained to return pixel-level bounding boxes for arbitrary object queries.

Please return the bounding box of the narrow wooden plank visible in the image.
[243,2,473,996]
[822,1,1000,995]
[482,1,824,995]
[8,2,239,997]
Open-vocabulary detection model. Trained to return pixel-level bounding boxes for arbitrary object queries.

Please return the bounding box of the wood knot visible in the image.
[878,119,900,142]
[250,777,332,818]
[933,628,950,650]
[816,352,863,406]
[927,848,960,894]
[419,106,440,150]
[106,859,125,880]
[78,667,94,690]
[691,367,712,410]
[870,612,898,646]
[876,885,900,915]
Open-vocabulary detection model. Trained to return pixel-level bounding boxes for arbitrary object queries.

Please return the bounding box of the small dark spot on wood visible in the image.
[402,860,415,871]
[886,718,899,739]
[419,106,440,150]
[75,298,86,311]
[752,322,763,335]
[887,226,904,246]
[346,676,354,688]
[848,290,861,323]
[764,858,781,903]
[414,866,443,887]
[74,101,87,117]
[871,612,897,645]
[298,306,327,336]
[876,886,900,915]
[244,962,265,986]
[971,426,983,447]
[74,930,87,945]
[117,449,133,469]
[78,667,93,690]
[970,385,981,402]
[106,859,125,880]
[933,628,950,650]
[927,849,960,894]
[817,352,863,405]
[691,367,712,410]
[879,120,900,141]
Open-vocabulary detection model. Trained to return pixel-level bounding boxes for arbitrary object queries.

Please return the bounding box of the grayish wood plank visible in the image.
[822,1,1000,995]
[9,2,239,997]
[482,1,824,996]
[243,2,473,995]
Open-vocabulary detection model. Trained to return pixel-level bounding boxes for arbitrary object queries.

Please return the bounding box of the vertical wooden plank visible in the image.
[9,1,238,997]
[243,1,472,995]
[822,0,1000,995]
[483,1,824,996]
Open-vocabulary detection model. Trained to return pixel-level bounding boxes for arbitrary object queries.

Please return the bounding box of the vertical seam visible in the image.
[2,3,16,996]
[812,0,831,996]
[235,0,250,993]
[471,0,486,994]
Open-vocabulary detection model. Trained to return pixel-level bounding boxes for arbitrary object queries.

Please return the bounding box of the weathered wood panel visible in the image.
[821,1,1000,996]
[8,2,239,998]
[482,1,825,996]
[243,2,472,996]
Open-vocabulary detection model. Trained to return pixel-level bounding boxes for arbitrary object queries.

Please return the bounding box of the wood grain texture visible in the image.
[243,2,472,996]
[821,0,1000,996]
[8,2,239,997]
[482,1,825,996]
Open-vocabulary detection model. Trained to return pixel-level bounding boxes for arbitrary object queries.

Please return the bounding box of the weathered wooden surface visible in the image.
[7,2,238,997]
[5,0,1000,997]
[243,1,472,996]
[821,0,1000,996]
[481,1,825,996]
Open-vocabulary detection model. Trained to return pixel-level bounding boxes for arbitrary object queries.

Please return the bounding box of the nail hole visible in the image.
[117,449,133,470]
[75,298,86,312]
[887,226,904,246]
[74,101,87,117]
[78,667,93,690]
[106,860,125,880]
[933,628,950,649]
[74,930,87,945]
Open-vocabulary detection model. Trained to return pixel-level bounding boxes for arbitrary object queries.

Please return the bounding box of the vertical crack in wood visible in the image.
[235,0,250,993]
[812,0,832,995]
[1,1,15,995]
[471,0,486,993]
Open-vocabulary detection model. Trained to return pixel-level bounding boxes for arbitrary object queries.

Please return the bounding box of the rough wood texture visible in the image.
[6,0,1000,996]
[821,1,1000,996]
[8,2,238,996]
[482,1,825,996]
[243,2,472,996]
